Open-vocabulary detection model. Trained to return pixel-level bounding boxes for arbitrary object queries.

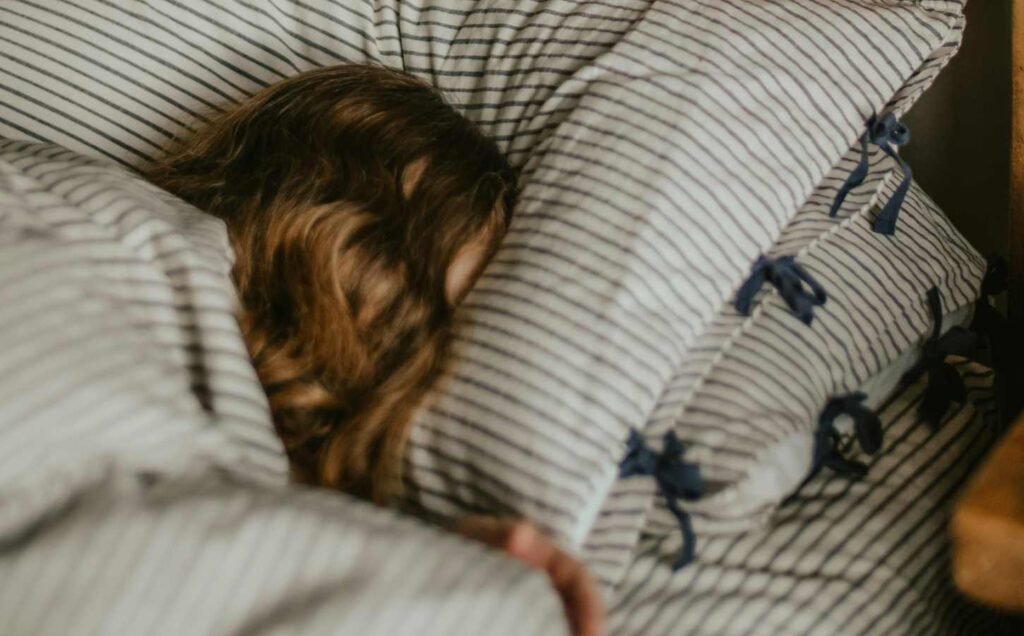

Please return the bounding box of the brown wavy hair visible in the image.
[148,64,515,502]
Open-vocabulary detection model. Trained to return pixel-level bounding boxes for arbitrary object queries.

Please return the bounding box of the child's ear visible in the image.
[401,157,429,199]
[445,229,493,306]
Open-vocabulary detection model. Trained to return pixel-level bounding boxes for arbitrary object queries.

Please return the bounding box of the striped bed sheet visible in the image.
[607,361,1023,636]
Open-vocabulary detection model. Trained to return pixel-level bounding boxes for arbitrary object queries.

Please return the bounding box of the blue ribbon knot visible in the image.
[971,258,1007,400]
[619,429,703,571]
[901,287,980,428]
[829,112,913,235]
[734,255,827,325]
[814,392,883,479]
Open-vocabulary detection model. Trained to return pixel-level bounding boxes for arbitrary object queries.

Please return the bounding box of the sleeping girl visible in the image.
[148,64,603,636]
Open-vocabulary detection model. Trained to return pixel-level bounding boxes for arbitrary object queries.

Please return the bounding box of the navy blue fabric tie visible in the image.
[814,392,883,479]
[734,255,827,325]
[829,112,913,235]
[971,257,1008,409]
[619,429,703,571]
[901,287,980,428]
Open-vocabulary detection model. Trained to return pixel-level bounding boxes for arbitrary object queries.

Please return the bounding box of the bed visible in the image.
[0,2,1020,635]
[610,363,1011,636]
[604,4,1024,633]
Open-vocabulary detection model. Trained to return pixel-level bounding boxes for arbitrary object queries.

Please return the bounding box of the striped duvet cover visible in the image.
[0,138,568,636]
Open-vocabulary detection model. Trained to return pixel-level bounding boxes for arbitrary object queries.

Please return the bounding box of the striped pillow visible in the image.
[402,0,969,551]
[587,166,984,587]
[582,19,972,586]
[0,1,967,555]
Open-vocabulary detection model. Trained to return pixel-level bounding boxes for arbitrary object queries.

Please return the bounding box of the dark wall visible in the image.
[903,0,1013,259]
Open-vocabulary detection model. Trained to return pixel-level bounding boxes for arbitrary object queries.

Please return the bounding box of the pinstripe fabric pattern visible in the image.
[653,172,983,515]
[401,1,969,551]
[609,363,1021,636]
[586,167,985,580]
[0,0,968,566]
[578,30,971,585]
[581,29,971,585]
[0,139,567,636]
[2,480,568,636]
[0,139,287,493]
[585,160,984,587]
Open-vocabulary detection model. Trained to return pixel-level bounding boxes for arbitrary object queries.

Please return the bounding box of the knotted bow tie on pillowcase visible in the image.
[970,257,1009,407]
[814,392,884,480]
[829,112,913,235]
[619,430,703,570]
[734,255,827,325]
[901,287,982,428]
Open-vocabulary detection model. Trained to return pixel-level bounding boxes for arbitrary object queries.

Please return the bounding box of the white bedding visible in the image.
[0,136,1013,636]
[0,3,1009,633]
[607,362,1019,636]
[0,139,567,636]
[0,1,973,567]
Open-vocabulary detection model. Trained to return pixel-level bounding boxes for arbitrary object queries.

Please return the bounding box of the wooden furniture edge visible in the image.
[951,414,1024,611]
[950,1,1024,612]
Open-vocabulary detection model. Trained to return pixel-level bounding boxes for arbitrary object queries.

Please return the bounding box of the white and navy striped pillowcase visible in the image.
[579,18,970,586]
[609,364,1011,636]
[775,16,965,253]
[597,174,984,575]
[404,0,968,549]
[582,154,982,587]
[0,0,645,169]
[0,0,967,552]
[683,174,979,482]
[0,140,568,636]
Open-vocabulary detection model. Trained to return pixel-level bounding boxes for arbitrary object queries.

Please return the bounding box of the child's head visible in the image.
[149,64,515,501]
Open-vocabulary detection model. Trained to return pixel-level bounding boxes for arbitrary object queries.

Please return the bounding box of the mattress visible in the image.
[607,361,1020,636]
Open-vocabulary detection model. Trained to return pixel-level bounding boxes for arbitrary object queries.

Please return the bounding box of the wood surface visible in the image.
[951,413,1024,611]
